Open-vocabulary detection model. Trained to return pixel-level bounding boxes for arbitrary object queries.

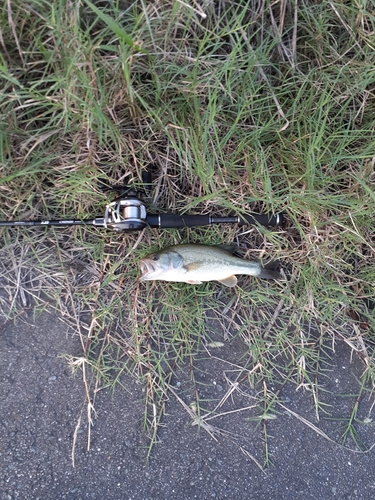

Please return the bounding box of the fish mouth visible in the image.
[139,258,158,281]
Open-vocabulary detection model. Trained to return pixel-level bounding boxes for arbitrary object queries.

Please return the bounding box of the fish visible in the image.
[139,244,281,287]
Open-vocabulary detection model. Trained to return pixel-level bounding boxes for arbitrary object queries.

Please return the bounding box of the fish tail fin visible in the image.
[258,261,282,280]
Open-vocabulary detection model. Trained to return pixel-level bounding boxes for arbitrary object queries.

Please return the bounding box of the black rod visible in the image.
[146,212,283,228]
[0,212,283,230]
[0,219,95,227]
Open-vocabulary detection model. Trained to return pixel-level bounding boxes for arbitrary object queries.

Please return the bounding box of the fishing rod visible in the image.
[0,173,283,232]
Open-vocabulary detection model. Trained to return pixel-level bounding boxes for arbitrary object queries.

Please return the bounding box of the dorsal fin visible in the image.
[216,244,236,254]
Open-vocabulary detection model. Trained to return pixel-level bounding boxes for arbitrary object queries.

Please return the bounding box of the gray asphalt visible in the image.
[1,312,374,499]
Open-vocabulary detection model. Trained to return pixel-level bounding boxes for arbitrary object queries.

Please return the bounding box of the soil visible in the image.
[1,311,374,500]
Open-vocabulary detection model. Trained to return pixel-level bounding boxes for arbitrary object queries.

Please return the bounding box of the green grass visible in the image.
[1,0,375,465]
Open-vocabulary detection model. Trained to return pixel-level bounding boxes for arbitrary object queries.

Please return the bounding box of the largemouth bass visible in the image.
[139,244,281,287]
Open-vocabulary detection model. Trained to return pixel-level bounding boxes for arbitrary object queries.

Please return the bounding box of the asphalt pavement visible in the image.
[1,312,374,499]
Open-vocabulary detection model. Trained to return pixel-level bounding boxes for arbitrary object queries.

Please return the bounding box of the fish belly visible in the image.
[184,262,261,282]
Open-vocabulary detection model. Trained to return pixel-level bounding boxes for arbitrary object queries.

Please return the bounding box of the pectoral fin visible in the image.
[184,262,203,284]
[217,275,237,287]
[184,262,202,272]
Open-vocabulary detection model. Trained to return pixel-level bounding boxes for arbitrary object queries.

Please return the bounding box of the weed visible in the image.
[1,0,374,464]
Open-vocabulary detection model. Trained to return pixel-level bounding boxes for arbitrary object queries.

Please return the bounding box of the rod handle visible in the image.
[146,212,283,228]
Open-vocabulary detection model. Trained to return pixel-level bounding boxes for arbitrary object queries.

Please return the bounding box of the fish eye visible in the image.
[152,254,160,261]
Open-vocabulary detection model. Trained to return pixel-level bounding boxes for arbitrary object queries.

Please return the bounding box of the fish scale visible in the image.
[139,244,281,287]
